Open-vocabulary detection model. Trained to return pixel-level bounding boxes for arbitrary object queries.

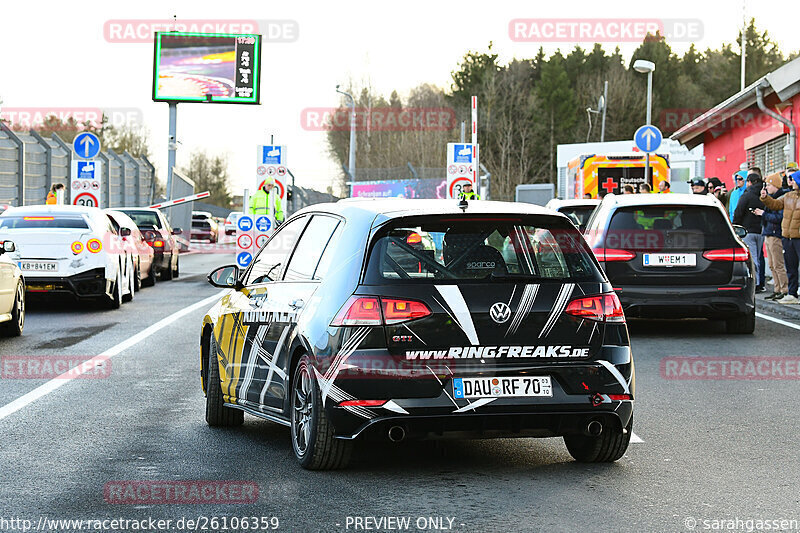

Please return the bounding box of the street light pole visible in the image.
[633,60,656,189]
[336,85,356,194]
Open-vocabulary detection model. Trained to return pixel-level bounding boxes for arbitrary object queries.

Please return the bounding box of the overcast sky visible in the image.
[2,0,797,196]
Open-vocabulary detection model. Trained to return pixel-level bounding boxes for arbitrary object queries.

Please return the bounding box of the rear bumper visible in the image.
[616,281,755,318]
[24,267,109,298]
[323,348,634,440]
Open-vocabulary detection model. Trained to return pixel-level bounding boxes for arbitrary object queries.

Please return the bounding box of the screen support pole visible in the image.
[166,102,178,202]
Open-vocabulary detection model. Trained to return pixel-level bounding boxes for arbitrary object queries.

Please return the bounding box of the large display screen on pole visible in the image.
[152,32,261,104]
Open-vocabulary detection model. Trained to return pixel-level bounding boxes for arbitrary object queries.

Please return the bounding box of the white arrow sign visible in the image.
[80,136,95,158]
[642,128,657,151]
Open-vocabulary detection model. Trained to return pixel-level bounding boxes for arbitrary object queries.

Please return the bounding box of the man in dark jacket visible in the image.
[762,170,800,305]
[734,172,766,292]
[761,172,789,300]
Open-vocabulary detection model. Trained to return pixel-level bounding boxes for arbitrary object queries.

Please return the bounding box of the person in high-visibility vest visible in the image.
[46,183,65,205]
[248,177,284,223]
[459,181,480,200]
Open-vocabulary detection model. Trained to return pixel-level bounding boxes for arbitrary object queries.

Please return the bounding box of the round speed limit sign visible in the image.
[73,192,99,207]
[448,177,473,198]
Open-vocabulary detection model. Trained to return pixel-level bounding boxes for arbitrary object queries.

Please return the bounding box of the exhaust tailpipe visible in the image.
[586,420,603,437]
[388,426,406,442]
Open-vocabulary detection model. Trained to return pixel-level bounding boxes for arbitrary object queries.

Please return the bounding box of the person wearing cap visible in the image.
[761,170,800,304]
[690,178,708,194]
[248,176,284,223]
[459,182,480,200]
[728,170,748,221]
[761,172,790,301]
[734,172,767,292]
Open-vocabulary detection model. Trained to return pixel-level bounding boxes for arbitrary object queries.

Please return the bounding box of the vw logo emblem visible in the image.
[489,302,511,324]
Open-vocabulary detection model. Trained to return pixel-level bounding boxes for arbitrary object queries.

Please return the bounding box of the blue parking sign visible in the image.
[237,216,253,232]
[255,216,271,232]
[236,251,253,268]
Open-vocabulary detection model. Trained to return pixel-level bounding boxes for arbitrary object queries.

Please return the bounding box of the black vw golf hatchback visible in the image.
[202,199,634,469]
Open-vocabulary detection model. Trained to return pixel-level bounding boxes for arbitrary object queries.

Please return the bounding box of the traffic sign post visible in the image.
[256,145,287,201]
[634,125,662,189]
[236,214,255,268]
[70,160,102,207]
[446,143,478,199]
[73,132,101,160]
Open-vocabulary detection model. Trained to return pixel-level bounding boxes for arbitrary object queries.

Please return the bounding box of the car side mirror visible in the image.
[120,227,132,237]
[208,265,242,289]
[732,225,747,239]
[1,241,14,253]
[172,228,182,235]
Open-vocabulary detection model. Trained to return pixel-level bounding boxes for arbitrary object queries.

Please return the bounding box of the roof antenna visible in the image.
[458,199,468,212]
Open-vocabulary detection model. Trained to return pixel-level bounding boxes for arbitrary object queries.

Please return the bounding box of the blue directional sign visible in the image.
[73,132,101,159]
[237,215,254,232]
[452,144,473,164]
[261,145,282,165]
[255,216,272,232]
[236,251,253,268]
[634,125,663,153]
[76,161,97,179]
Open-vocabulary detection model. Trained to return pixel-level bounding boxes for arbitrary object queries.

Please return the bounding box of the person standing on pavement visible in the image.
[638,183,652,194]
[733,172,767,292]
[690,178,708,194]
[761,172,789,301]
[707,177,729,207]
[459,182,480,200]
[248,177,284,224]
[658,180,671,193]
[761,170,800,305]
[728,170,748,221]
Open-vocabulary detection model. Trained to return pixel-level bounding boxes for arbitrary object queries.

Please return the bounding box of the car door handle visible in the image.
[289,299,304,310]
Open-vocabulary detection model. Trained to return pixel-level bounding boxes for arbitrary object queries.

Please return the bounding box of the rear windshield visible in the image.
[0,215,89,229]
[606,205,735,250]
[364,216,602,283]
[559,206,596,228]
[120,210,162,229]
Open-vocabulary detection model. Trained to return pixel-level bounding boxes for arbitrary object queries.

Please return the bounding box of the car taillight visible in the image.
[331,296,431,327]
[331,296,382,326]
[71,241,84,255]
[565,293,625,323]
[702,248,749,261]
[151,240,165,248]
[86,238,102,253]
[592,248,636,262]
[381,298,432,325]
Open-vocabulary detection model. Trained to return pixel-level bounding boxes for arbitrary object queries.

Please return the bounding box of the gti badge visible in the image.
[489,302,511,324]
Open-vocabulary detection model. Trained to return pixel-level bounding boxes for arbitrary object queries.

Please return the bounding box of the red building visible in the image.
[672,57,800,189]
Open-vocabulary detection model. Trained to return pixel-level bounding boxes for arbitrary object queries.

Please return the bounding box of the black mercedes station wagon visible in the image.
[202,199,634,469]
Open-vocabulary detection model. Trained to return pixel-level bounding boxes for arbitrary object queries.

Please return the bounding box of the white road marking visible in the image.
[630,432,644,443]
[0,293,222,422]
[755,312,800,331]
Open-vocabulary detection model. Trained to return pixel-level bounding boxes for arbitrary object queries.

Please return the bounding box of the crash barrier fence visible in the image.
[0,124,156,208]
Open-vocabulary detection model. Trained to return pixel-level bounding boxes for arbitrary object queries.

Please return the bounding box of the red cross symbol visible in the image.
[601,178,619,193]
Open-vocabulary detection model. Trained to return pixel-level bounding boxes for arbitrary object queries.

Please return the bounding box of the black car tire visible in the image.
[133,263,142,292]
[1,281,24,337]
[205,334,244,427]
[725,309,755,334]
[161,259,173,281]
[142,265,156,287]
[107,271,122,310]
[564,416,632,463]
[291,355,352,470]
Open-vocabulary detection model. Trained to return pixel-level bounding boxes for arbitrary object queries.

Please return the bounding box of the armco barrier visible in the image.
[0,128,156,208]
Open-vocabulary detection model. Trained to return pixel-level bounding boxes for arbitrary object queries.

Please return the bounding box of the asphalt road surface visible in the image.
[2,253,799,533]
